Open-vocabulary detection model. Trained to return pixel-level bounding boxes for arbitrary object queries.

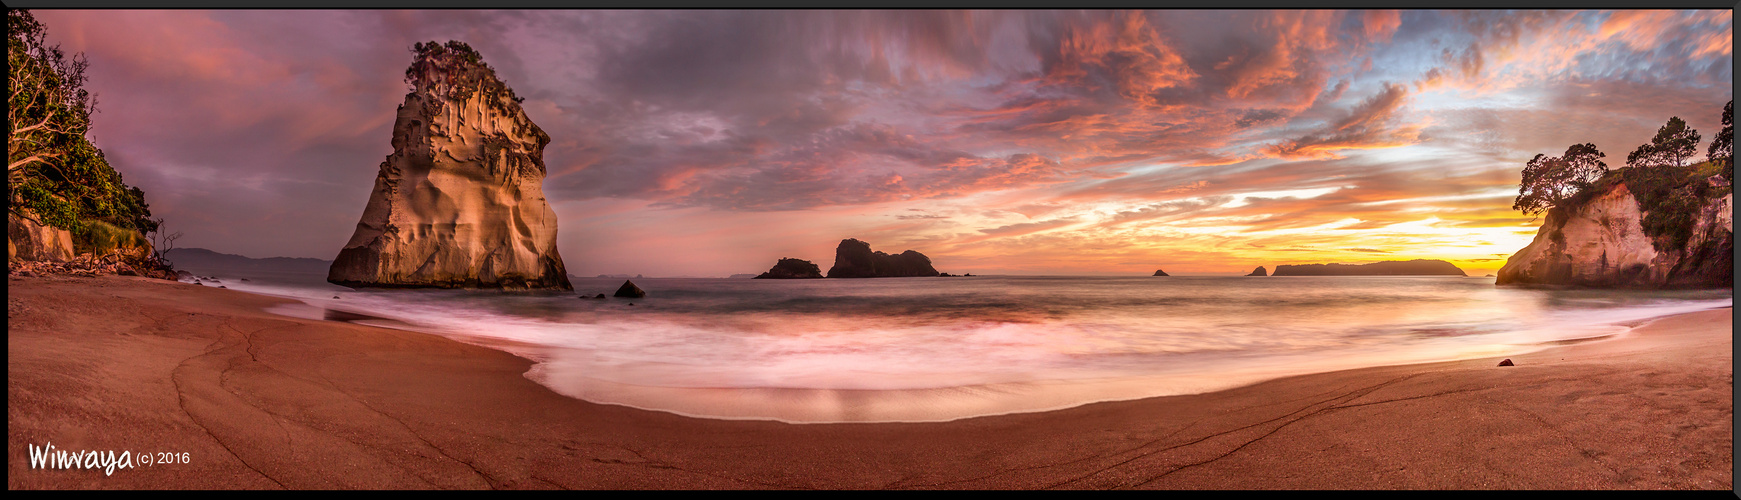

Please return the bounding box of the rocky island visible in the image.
[328,41,571,290]
[825,238,940,278]
[754,258,823,279]
[1274,260,1466,276]
[1152,269,1169,276]
[1245,266,1268,277]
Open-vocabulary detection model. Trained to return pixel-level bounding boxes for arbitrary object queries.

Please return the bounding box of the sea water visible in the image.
[200,272,1732,423]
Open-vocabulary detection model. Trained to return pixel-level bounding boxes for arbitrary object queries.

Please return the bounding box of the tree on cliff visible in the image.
[7,10,155,234]
[1709,100,1732,179]
[1513,143,1607,217]
[405,40,523,104]
[1626,116,1700,168]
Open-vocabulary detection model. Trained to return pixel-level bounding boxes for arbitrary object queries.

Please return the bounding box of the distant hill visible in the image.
[1273,259,1466,276]
[164,248,332,275]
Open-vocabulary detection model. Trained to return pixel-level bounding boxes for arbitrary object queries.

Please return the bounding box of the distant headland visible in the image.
[1273,259,1466,276]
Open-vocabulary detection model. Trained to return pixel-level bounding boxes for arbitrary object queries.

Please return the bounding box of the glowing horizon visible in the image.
[33,10,1733,277]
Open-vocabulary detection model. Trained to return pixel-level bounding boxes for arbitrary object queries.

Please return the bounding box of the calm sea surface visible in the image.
[194,271,1732,423]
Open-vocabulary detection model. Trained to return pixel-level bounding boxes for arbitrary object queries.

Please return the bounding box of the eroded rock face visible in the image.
[754,258,823,279]
[329,42,571,290]
[825,238,939,278]
[8,212,74,262]
[1497,182,1731,288]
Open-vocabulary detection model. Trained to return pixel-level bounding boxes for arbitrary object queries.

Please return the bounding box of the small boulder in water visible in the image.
[614,280,646,298]
[1498,359,1515,367]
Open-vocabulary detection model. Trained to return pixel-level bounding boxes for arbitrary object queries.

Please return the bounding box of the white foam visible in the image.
[229,275,1732,423]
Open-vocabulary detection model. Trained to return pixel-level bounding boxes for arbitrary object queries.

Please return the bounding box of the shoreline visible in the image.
[8,274,1732,489]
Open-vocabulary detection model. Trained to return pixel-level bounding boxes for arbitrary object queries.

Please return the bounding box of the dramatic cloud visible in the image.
[29,9,1731,276]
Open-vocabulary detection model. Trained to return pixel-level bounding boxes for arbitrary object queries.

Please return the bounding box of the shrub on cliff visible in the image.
[1620,161,1727,253]
[405,40,524,105]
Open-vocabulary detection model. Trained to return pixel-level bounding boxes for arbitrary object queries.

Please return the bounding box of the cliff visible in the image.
[1274,260,1466,276]
[9,212,74,263]
[1497,170,1732,288]
[825,239,940,278]
[754,258,823,279]
[329,42,571,290]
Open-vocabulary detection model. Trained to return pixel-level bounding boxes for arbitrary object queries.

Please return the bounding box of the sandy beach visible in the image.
[7,274,1732,489]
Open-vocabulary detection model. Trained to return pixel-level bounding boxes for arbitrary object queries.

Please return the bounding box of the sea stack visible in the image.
[1246,266,1268,277]
[825,238,940,278]
[754,258,823,279]
[613,280,646,298]
[328,41,571,290]
[1152,269,1169,276]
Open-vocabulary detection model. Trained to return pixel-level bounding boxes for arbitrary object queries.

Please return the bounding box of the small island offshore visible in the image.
[7,10,1733,491]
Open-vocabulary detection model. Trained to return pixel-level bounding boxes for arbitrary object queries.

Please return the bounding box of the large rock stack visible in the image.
[329,41,571,290]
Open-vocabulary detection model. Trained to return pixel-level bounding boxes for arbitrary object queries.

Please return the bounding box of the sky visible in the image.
[30,10,1734,277]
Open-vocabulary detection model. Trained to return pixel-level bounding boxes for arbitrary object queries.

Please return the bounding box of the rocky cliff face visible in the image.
[1497,180,1732,288]
[329,42,570,290]
[825,239,940,278]
[8,212,74,262]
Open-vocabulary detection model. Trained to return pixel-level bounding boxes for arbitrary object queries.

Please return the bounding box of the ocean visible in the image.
[194,271,1732,424]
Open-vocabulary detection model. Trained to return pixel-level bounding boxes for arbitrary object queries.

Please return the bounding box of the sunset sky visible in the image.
[31,10,1734,276]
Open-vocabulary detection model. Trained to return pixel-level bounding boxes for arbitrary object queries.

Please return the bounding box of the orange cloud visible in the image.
[1363,10,1402,43]
[1267,83,1419,159]
[1049,11,1198,105]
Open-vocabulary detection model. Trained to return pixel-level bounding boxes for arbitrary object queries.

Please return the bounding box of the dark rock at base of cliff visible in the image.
[826,239,940,278]
[754,258,823,279]
[613,280,646,298]
[1273,259,1466,276]
[1246,266,1268,277]
[1152,269,1169,276]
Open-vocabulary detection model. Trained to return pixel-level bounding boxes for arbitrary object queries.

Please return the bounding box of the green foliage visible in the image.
[1709,100,1732,180]
[1620,164,1716,253]
[1627,116,1701,168]
[72,219,148,256]
[405,40,525,105]
[1513,143,1607,217]
[8,10,155,235]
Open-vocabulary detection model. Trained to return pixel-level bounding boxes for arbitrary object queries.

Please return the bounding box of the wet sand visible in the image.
[7,274,1732,489]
